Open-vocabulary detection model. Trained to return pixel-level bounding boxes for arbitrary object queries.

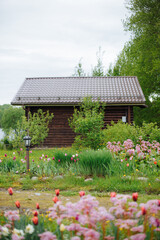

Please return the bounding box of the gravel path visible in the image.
[0,190,112,212]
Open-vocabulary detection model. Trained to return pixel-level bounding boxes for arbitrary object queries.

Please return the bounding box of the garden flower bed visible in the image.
[0,188,160,240]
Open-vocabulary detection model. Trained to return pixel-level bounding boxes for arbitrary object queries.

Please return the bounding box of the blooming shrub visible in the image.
[106,139,160,175]
[0,189,160,239]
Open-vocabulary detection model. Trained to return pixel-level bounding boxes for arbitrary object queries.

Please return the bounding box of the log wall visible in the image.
[27,105,133,147]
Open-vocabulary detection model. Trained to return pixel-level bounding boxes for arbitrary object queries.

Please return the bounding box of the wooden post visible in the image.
[128,106,131,124]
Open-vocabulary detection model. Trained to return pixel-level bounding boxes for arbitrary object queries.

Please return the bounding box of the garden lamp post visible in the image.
[23,135,31,171]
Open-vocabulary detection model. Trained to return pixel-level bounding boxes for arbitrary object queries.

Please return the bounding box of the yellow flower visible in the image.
[60,224,65,232]
[123,175,126,177]
[48,218,52,221]
[136,169,139,171]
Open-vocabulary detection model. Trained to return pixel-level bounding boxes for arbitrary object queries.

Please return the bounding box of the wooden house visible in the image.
[11,76,146,147]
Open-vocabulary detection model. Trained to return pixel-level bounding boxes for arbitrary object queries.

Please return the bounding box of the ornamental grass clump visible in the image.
[54,150,73,167]
[77,149,113,176]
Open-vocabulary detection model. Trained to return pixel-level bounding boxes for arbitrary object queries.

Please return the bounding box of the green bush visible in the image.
[77,149,113,176]
[138,122,160,142]
[69,97,105,150]
[103,121,160,145]
[103,121,139,145]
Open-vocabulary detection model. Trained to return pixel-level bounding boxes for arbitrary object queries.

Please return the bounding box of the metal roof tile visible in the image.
[11,76,146,105]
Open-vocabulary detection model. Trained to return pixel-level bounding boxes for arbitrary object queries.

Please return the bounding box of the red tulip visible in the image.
[158,200,160,206]
[8,187,13,196]
[154,161,157,165]
[32,216,38,225]
[110,192,116,198]
[132,192,138,202]
[36,203,40,209]
[141,206,147,215]
[33,211,38,216]
[15,201,20,208]
[55,189,60,196]
[53,196,59,203]
[79,191,85,197]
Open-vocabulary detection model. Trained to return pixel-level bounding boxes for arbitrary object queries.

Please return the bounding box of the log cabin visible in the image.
[11,76,146,147]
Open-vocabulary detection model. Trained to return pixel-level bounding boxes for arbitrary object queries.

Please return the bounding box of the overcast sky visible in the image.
[0,0,130,105]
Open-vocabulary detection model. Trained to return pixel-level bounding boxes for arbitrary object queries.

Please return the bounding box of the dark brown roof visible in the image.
[11,76,146,106]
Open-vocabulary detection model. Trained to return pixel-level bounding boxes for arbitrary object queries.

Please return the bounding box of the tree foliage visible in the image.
[92,47,105,77]
[107,0,160,125]
[69,97,105,149]
[73,59,86,77]
[12,109,54,148]
[0,104,13,128]
[1,106,25,134]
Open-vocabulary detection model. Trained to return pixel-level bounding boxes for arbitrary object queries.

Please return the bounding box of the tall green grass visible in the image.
[77,149,113,176]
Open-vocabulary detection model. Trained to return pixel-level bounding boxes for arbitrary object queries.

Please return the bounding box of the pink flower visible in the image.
[20,148,23,151]
[130,233,146,240]
[32,159,34,162]
[4,210,20,221]
[71,157,73,161]
[45,155,47,158]
[12,234,24,240]
[84,229,100,240]
[127,163,129,167]
[39,231,57,240]
[52,157,55,160]
[58,159,60,162]
[13,156,16,160]
[71,237,81,240]
[30,150,32,153]
[38,165,40,168]
[5,154,7,157]
[131,225,144,232]
[65,153,67,156]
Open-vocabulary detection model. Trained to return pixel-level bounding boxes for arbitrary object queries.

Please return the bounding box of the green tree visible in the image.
[0,104,11,128]
[69,97,105,149]
[73,59,86,77]
[27,109,54,146]
[12,109,54,148]
[107,0,160,125]
[124,0,160,97]
[92,47,105,77]
[1,107,25,134]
